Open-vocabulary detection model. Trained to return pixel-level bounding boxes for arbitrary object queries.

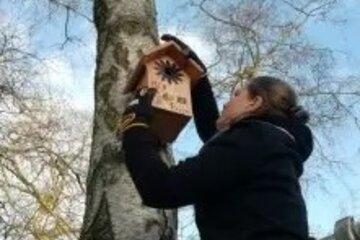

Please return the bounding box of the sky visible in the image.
[0,0,359,239]
[157,1,360,238]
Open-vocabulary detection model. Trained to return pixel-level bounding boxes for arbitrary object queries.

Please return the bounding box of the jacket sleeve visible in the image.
[191,77,220,143]
[122,126,256,209]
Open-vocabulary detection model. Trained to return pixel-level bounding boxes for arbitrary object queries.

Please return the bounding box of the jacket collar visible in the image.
[233,114,314,162]
[233,114,293,132]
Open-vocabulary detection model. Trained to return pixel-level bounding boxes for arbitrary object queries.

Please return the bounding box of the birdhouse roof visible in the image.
[124,41,204,93]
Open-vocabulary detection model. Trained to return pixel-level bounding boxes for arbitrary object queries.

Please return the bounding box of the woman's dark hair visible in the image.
[245,76,310,124]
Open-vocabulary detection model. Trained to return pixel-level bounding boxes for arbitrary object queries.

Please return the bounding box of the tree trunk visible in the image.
[79,1,177,239]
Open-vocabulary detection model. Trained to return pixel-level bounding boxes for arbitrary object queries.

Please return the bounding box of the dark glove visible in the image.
[161,34,207,75]
[118,87,157,134]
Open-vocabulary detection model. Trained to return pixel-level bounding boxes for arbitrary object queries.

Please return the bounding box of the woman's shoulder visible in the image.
[234,117,296,145]
[203,118,295,154]
[204,120,267,148]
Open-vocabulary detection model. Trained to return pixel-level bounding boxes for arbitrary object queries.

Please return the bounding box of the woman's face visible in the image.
[216,82,263,131]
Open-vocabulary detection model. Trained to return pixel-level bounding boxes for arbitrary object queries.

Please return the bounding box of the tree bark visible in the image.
[79,1,177,239]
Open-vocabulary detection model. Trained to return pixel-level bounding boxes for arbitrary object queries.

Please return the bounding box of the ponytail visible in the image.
[246,76,310,124]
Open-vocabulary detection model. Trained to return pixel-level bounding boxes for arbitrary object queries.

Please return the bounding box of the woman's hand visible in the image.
[118,87,157,134]
[160,34,207,75]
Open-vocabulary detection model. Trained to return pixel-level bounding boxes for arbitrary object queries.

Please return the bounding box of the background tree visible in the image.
[0,99,90,239]
[168,0,360,187]
[0,21,91,239]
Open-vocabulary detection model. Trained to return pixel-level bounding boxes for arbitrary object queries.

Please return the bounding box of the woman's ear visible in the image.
[249,95,263,111]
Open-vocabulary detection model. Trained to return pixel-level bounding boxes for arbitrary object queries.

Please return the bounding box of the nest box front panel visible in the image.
[146,56,193,117]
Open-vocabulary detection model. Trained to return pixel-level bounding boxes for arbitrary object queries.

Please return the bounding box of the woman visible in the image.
[119,35,313,240]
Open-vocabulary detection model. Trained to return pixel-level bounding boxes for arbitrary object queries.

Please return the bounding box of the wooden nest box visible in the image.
[124,41,204,144]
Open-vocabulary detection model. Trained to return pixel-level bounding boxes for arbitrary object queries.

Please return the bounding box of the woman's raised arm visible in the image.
[121,125,255,209]
[191,76,220,143]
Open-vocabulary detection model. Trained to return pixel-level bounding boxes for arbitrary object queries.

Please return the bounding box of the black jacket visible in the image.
[122,79,313,240]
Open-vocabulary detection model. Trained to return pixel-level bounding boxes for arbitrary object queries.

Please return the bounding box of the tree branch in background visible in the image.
[0,22,91,240]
